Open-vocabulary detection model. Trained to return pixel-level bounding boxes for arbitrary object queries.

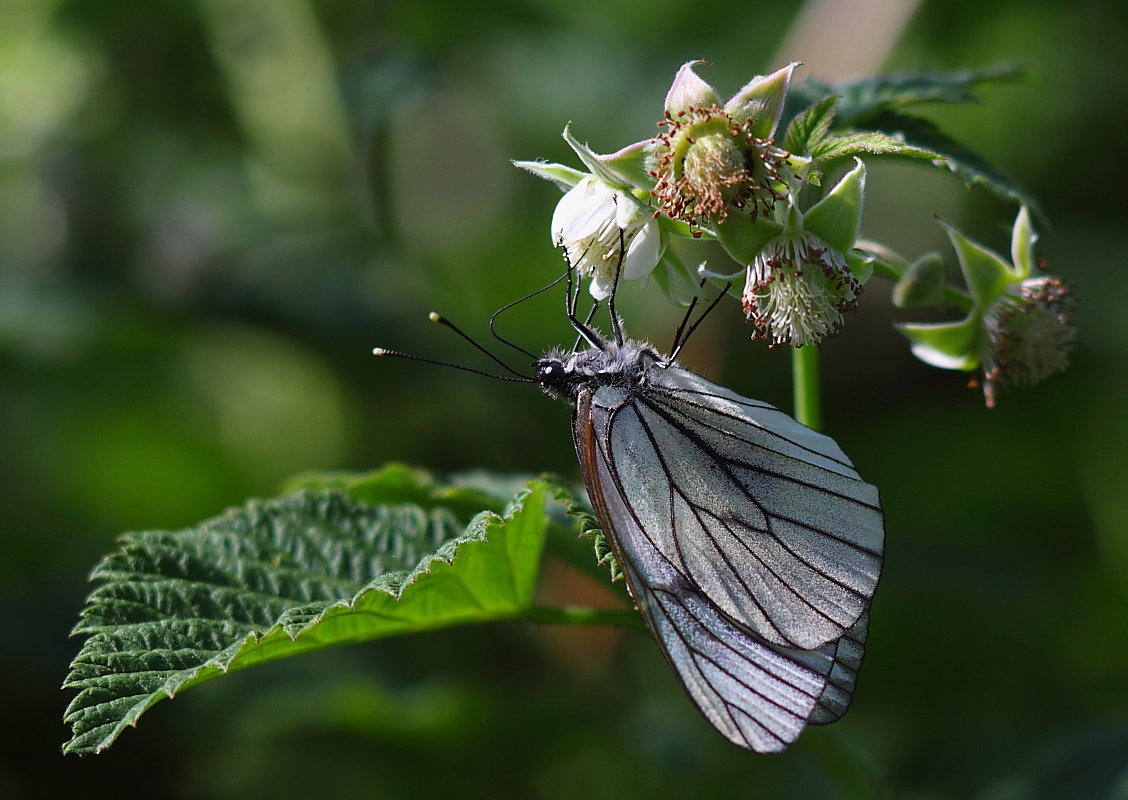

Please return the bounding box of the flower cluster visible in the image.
[514,60,1075,406]
[515,61,868,349]
[898,208,1076,407]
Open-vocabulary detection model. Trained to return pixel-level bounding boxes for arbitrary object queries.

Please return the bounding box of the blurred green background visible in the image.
[2,0,1126,797]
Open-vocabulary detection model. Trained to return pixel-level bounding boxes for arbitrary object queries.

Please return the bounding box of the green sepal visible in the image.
[600,140,657,192]
[1010,206,1037,279]
[845,251,874,284]
[804,158,865,253]
[724,62,796,139]
[713,211,783,265]
[512,160,588,192]
[562,124,643,191]
[650,246,702,306]
[665,61,721,114]
[899,315,981,371]
[941,219,1018,307]
[783,95,838,156]
[892,253,946,308]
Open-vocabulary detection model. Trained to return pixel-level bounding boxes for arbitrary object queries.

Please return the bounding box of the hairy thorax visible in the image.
[535,339,667,405]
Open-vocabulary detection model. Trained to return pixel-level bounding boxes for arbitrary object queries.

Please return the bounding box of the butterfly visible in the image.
[377,257,884,753]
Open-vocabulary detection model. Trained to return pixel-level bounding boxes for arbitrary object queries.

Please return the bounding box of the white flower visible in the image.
[550,176,662,300]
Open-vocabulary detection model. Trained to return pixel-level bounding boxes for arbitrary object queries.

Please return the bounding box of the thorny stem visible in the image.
[792,345,821,431]
[518,605,646,631]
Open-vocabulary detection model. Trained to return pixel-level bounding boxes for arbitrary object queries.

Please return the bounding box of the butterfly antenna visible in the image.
[372,347,533,382]
[427,312,531,378]
[489,270,568,360]
[607,227,626,346]
[667,282,732,363]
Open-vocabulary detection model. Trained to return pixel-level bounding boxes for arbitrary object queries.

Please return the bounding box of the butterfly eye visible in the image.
[537,360,565,385]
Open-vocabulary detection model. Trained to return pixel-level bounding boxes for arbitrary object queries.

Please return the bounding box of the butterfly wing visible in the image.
[585,371,884,651]
[576,393,830,752]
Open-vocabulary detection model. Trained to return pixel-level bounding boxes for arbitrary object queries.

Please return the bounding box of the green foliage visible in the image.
[63,468,558,756]
[783,95,838,157]
[865,111,1041,214]
[784,67,1039,212]
[810,131,940,164]
[544,476,622,584]
[819,66,1029,124]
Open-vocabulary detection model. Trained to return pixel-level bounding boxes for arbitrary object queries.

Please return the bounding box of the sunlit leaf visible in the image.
[63,470,554,755]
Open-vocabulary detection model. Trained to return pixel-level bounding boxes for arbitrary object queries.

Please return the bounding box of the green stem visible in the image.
[518,605,646,632]
[792,345,821,431]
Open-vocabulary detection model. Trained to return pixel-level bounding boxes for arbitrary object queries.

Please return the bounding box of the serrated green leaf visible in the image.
[811,131,941,163]
[63,475,554,756]
[783,95,838,156]
[542,477,623,585]
[865,111,1042,213]
[822,65,1029,124]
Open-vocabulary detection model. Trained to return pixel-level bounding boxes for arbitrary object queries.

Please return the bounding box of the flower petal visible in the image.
[622,219,662,280]
[665,61,722,114]
[551,178,613,243]
[589,272,613,300]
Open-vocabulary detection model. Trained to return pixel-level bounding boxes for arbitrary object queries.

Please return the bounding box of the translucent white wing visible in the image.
[588,371,884,651]
[806,612,868,725]
[577,406,828,752]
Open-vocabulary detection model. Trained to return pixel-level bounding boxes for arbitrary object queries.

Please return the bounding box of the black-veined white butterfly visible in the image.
[376,249,884,753]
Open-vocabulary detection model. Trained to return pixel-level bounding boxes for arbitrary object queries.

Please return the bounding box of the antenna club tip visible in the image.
[372,347,388,356]
[428,311,442,323]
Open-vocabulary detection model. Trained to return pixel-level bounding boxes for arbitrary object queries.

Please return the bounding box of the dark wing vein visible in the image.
[662,389,857,472]
[653,397,882,511]
[639,400,881,594]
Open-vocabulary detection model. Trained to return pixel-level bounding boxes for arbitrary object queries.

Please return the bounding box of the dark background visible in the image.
[2,0,1126,797]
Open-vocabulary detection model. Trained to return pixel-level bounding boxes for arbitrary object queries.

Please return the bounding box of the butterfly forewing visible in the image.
[584,369,884,652]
